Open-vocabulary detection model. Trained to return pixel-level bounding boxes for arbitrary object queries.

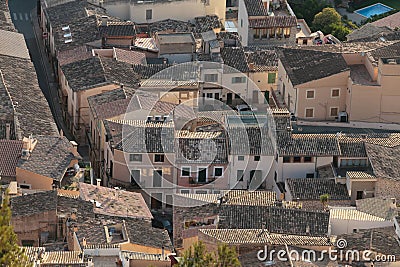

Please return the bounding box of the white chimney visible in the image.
[96,179,101,187]
[101,16,108,26]
[69,141,79,157]
[262,0,270,13]
[5,123,10,140]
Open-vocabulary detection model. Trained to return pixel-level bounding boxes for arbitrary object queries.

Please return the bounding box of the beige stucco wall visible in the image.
[16,168,54,190]
[296,71,349,120]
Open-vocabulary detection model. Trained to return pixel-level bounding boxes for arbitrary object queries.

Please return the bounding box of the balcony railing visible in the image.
[188,177,217,185]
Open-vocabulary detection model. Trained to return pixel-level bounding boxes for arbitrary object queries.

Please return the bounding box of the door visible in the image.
[227,93,233,105]
[264,91,269,104]
[198,168,207,183]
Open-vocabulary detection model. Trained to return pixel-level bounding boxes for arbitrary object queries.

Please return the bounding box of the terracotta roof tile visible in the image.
[0,140,23,177]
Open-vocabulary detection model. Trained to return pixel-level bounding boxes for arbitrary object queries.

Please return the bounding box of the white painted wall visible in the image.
[330,217,392,236]
[237,0,249,46]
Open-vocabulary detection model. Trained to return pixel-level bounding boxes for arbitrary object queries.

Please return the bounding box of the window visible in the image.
[306,90,315,99]
[180,189,190,194]
[284,27,291,38]
[267,73,276,84]
[293,156,301,163]
[330,107,339,117]
[356,191,363,200]
[196,190,207,194]
[214,167,223,177]
[237,170,244,181]
[331,88,340,98]
[146,9,152,20]
[214,93,220,100]
[305,108,314,118]
[232,77,246,84]
[153,170,162,187]
[130,170,140,183]
[254,155,260,161]
[205,74,218,82]
[238,155,244,161]
[283,156,291,163]
[206,93,213,98]
[181,167,190,177]
[129,154,142,162]
[154,154,165,162]
[306,173,314,178]
[304,157,312,163]
[241,19,243,28]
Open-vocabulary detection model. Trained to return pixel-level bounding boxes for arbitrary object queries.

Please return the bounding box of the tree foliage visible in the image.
[312,7,342,33]
[331,23,352,41]
[177,241,241,267]
[288,0,330,26]
[320,194,330,210]
[0,190,29,267]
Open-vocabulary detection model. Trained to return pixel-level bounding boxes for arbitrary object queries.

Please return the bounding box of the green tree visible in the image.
[0,190,29,266]
[331,23,351,41]
[320,194,330,210]
[177,242,241,267]
[288,0,330,26]
[312,7,342,33]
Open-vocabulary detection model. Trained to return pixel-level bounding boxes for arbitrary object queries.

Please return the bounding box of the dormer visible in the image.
[21,135,38,160]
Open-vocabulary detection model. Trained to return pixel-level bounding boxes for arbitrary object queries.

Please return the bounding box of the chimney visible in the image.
[69,141,79,157]
[96,179,101,187]
[5,123,10,140]
[82,237,87,247]
[101,15,108,26]
[249,62,255,71]
[262,0,270,12]
[21,135,38,159]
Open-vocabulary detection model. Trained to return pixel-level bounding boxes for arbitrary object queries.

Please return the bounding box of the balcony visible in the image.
[187,177,217,186]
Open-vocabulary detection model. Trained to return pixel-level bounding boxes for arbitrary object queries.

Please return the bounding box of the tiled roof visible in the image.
[79,183,153,219]
[338,138,367,157]
[125,218,173,252]
[356,197,397,220]
[120,251,170,262]
[330,208,386,222]
[41,251,84,264]
[100,57,141,88]
[0,30,30,59]
[175,190,277,206]
[57,189,80,198]
[99,21,135,37]
[11,191,57,217]
[45,0,102,52]
[365,142,400,180]
[346,171,376,180]
[286,178,349,200]
[271,108,291,131]
[220,47,250,73]
[337,227,400,259]
[227,114,274,155]
[61,57,108,91]
[297,40,398,54]
[113,48,146,65]
[132,64,172,79]
[0,0,16,32]
[114,121,175,153]
[245,48,279,72]
[199,229,333,246]
[249,16,297,28]
[371,12,400,29]
[148,19,192,34]
[0,55,58,138]
[265,207,329,236]
[243,0,268,16]
[176,131,228,164]
[0,140,23,177]
[57,46,92,66]
[193,15,222,34]
[346,24,394,42]
[277,133,341,156]
[368,41,400,64]
[278,48,349,86]
[17,136,79,181]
